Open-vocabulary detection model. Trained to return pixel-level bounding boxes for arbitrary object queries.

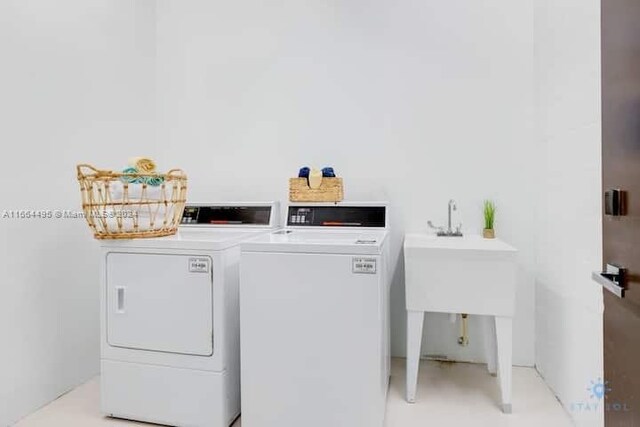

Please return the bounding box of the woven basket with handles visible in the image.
[76,164,187,239]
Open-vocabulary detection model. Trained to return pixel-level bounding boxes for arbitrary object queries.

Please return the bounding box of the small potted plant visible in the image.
[483,200,496,239]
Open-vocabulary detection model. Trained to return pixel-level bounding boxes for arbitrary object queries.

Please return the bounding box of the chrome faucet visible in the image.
[428,199,463,237]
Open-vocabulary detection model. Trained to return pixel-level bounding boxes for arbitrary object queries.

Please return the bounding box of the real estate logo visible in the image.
[587,378,610,400]
[570,378,630,413]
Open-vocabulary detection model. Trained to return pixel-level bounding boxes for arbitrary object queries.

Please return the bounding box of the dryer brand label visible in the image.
[352,257,377,274]
[189,258,210,273]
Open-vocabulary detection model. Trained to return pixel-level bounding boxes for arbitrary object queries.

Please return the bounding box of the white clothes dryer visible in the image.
[100,202,279,427]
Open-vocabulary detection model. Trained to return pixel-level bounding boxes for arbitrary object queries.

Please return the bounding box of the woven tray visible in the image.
[289,177,344,202]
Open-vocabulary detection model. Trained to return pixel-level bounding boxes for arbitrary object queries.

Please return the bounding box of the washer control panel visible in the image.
[287,206,386,228]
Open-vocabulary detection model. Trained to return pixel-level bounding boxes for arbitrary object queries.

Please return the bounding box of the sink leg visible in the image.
[495,316,513,414]
[483,315,497,376]
[406,310,424,403]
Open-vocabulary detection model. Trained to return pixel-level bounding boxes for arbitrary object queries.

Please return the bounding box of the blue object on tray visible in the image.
[298,167,310,178]
[321,167,336,177]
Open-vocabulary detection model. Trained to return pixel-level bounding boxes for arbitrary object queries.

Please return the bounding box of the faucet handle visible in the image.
[427,220,444,232]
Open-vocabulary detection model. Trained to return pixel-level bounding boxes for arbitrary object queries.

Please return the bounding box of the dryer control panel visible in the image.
[287,205,386,228]
[181,205,273,226]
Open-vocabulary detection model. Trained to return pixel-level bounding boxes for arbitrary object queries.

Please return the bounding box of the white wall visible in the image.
[154,0,536,365]
[0,2,545,423]
[533,0,603,426]
[0,2,156,425]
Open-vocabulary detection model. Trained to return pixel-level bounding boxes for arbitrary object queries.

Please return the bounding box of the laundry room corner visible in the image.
[0,2,158,425]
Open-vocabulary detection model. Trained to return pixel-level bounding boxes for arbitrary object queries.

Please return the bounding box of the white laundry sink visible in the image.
[403,232,518,413]
[404,233,517,316]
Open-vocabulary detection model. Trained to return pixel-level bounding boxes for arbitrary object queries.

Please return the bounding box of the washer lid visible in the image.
[242,204,389,254]
[240,229,388,255]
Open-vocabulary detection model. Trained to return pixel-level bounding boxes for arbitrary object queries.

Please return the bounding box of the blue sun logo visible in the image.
[587,378,611,400]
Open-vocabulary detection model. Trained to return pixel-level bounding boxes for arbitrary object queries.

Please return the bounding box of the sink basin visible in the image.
[404,233,517,316]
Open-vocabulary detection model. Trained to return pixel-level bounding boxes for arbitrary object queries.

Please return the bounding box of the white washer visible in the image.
[240,203,391,427]
[100,202,279,427]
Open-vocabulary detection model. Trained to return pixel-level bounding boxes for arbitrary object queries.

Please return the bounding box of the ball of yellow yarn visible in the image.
[128,157,156,173]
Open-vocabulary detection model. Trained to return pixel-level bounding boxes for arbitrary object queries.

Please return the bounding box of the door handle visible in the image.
[592,264,627,298]
[116,286,126,313]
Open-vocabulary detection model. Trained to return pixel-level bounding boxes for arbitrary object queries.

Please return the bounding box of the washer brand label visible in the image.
[352,257,377,274]
[189,258,210,273]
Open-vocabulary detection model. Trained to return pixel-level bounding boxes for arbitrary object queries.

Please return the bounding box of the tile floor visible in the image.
[15,359,573,427]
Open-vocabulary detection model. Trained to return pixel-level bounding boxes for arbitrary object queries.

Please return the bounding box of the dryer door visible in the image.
[106,253,213,356]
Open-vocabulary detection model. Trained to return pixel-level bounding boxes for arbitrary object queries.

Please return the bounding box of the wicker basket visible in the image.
[289,177,344,202]
[76,164,188,239]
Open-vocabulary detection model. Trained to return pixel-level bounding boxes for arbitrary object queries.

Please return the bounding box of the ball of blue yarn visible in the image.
[120,167,143,184]
[144,176,165,186]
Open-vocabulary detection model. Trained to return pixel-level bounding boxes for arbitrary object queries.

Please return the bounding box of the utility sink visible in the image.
[403,232,518,413]
[404,233,517,316]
